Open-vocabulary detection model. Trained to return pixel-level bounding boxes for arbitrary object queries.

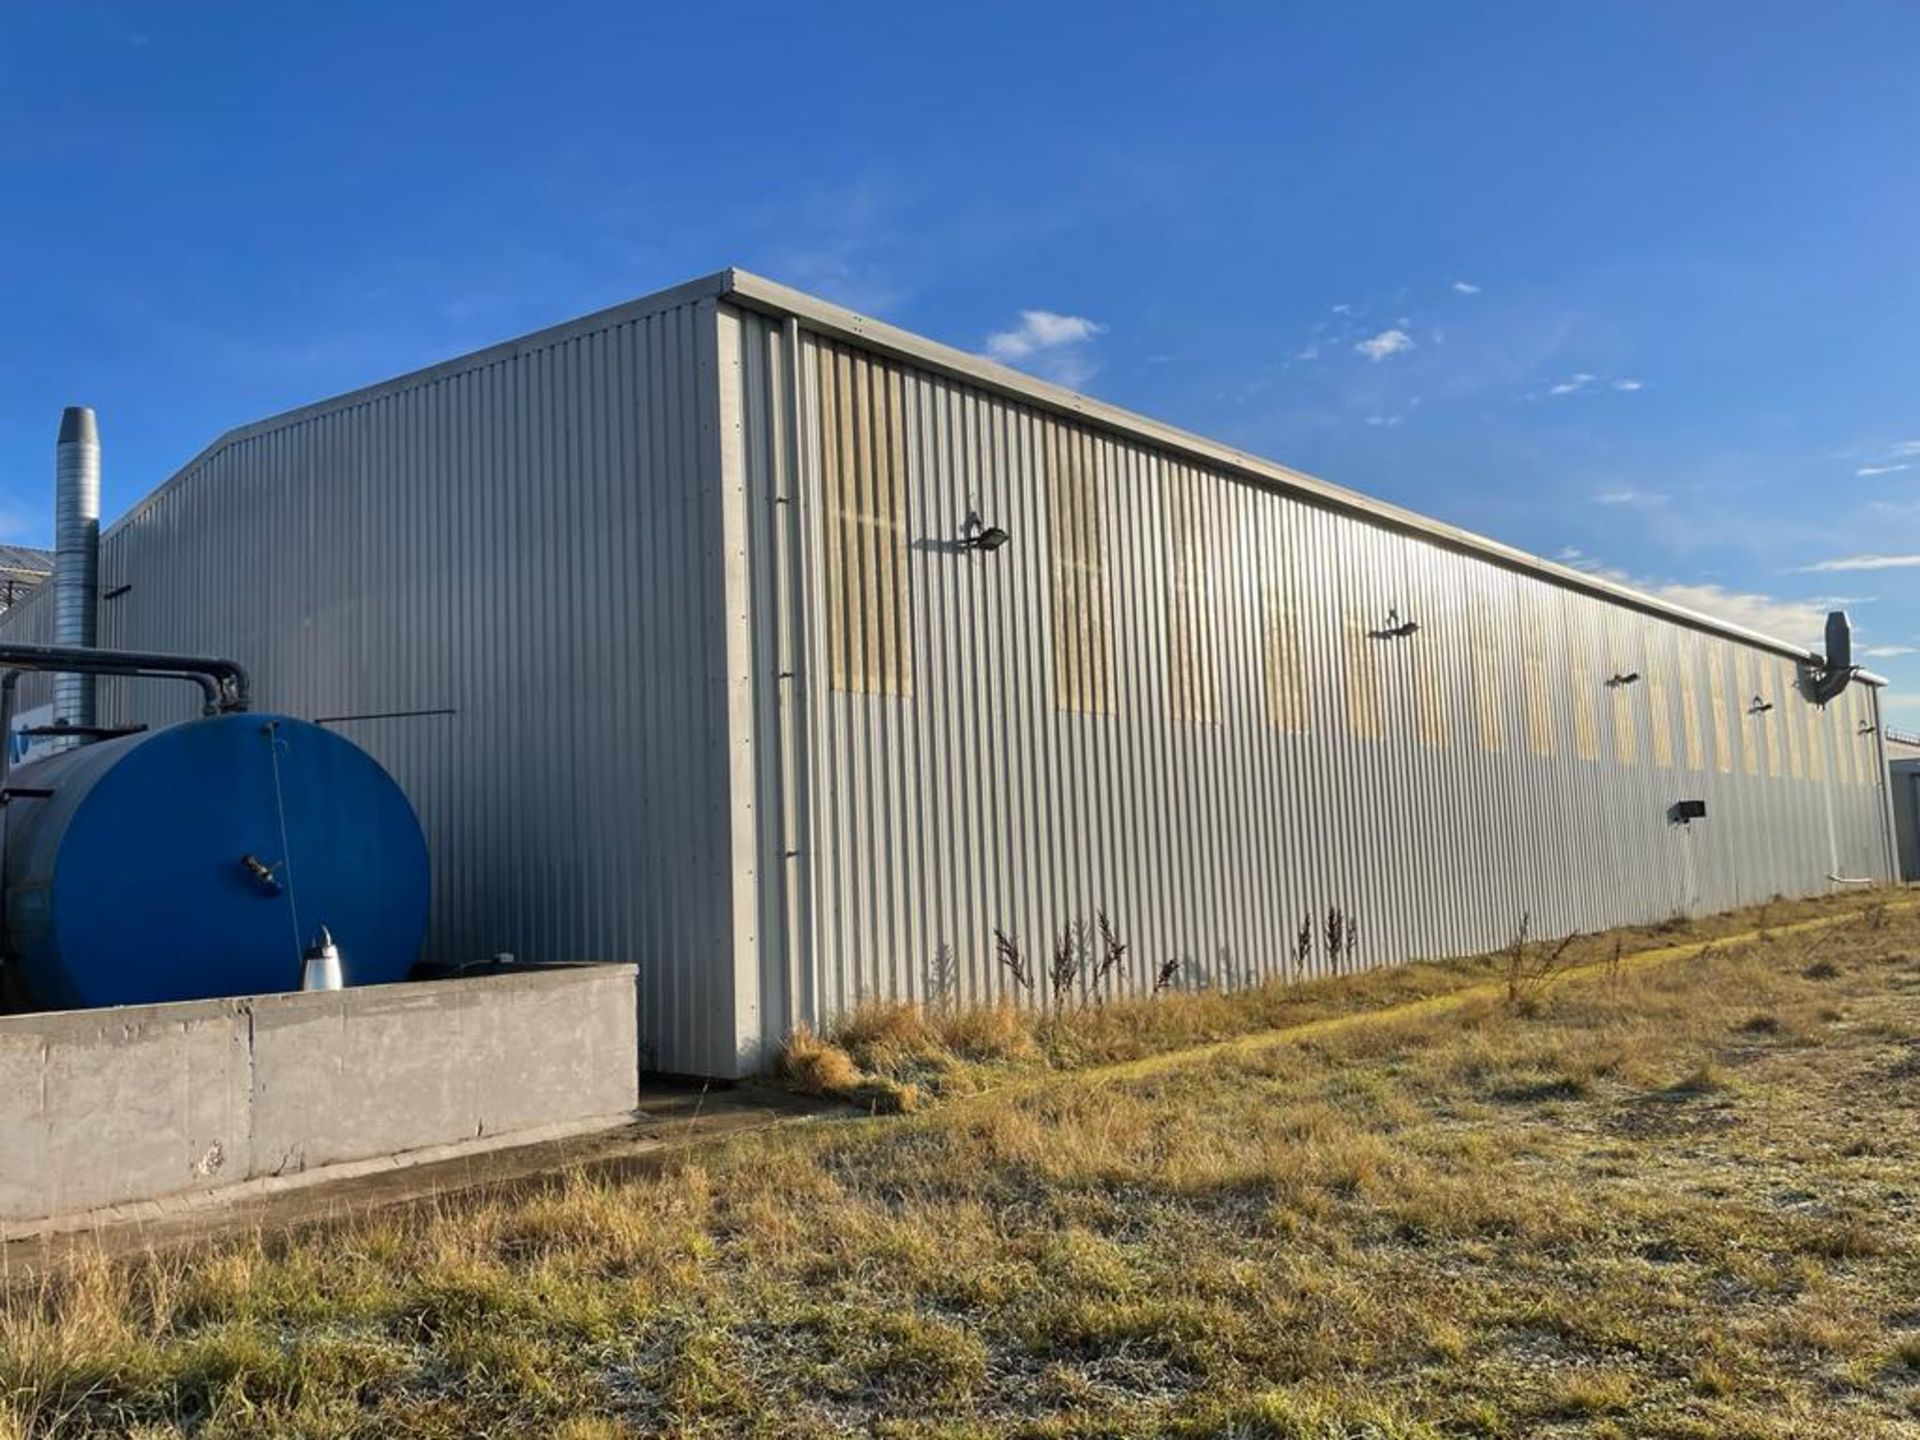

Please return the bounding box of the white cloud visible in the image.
[1891,440,1920,458]
[1557,556,1844,647]
[1451,280,1481,295]
[1857,463,1909,477]
[1542,372,1642,398]
[985,309,1105,362]
[1356,328,1414,362]
[1592,488,1668,507]
[1798,554,1920,573]
[1589,570,1830,647]
[1862,645,1917,658]
[983,309,1107,388]
[1331,303,1353,315]
[1292,343,1321,362]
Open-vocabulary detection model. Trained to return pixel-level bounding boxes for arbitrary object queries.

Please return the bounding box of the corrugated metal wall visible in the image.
[1,294,742,1076]
[1,275,1894,1078]
[742,318,1893,1043]
[1893,760,1920,882]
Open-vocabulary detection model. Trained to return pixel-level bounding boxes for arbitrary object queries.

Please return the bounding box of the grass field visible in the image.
[5,890,1920,1437]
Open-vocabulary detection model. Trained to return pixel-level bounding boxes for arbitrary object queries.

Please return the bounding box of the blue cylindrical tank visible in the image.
[1,713,429,1010]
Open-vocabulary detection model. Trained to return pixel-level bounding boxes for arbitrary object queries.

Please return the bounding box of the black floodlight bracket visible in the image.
[1668,799,1708,826]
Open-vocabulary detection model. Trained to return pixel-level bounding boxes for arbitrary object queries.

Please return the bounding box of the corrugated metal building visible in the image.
[1,270,1896,1076]
[0,545,52,615]
[1892,761,1920,882]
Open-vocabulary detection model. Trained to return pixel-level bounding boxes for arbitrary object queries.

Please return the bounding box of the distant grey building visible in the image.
[1888,729,1920,881]
[0,544,52,614]
[0,271,1895,1076]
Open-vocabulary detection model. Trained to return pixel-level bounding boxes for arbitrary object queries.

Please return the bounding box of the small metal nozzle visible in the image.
[301,925,343,991]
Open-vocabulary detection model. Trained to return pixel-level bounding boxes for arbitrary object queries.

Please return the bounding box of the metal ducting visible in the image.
[53,406,101,733]
[1807,609,1857,705]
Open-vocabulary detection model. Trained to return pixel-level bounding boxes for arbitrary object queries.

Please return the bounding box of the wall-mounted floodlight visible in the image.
[1668,799,1707,825]
[1368,607,1419,640]
[1606,671,1642,688]
[1858,720,1879,736]
[959,525,1010,554]
[1748,696,1774,715]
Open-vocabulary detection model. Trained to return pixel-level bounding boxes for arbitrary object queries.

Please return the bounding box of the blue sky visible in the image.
[4,4,1917,708]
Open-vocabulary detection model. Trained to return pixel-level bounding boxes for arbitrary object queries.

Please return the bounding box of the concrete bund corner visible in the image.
[0,964,639,1233]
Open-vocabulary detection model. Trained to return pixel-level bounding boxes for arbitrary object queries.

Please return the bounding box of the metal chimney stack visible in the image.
[54,406,101,733]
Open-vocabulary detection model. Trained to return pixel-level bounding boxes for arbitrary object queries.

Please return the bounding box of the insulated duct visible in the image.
[1807,609,1856,706]
[53,406,101,732]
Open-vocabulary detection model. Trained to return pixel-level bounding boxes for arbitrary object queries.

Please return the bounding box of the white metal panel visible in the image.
[744,324,1895,1047]
[1,296,742,1077]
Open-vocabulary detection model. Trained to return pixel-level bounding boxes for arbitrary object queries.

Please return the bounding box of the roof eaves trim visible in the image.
[718,268,1849,674]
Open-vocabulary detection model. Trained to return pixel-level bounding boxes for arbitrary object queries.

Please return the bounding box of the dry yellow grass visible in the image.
[805,888,1910,1097]
[3,887,1918,1437]
[776,1022,920,1114]
[773,1023,861,1097]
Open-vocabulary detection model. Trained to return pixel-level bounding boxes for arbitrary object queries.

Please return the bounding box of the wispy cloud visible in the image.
[984,309,1107,388]
[1541,372,1646,398]
[1355,328,1414,362]
[1592,488,1668,507]
[1857,463,1909,477]
[759,177,920,315]
[1558,554,1858,648]
[1451,280,1481,295]
[1574,566,1832,647]
[1892,440,1920,458]
[1862,644,1917,658]
[1798,554,1920,573]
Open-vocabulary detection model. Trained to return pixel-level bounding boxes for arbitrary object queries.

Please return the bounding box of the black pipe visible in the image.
[0,645,251,792]
[0,643,249,714]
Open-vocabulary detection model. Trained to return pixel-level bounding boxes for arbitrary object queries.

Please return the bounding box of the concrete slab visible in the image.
[0,1081,835,1281]
[1,963,641,1233]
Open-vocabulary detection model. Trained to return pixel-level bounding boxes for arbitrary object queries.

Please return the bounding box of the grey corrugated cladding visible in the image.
[3,280,747,1076]
[1892,760,1920,881]
[0,546,52,577]
[2,269,1896,1076]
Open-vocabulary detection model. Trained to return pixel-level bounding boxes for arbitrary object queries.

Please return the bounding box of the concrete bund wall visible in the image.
[0,964,638,1231]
